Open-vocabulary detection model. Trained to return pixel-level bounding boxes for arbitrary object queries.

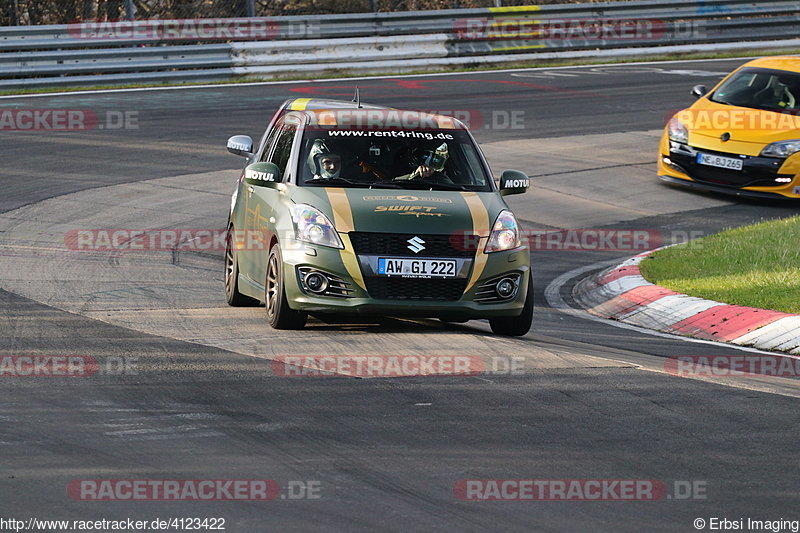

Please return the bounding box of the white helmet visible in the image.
[307,139,341,179]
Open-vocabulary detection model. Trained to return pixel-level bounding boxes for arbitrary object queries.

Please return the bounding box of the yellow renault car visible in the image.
[659,56,800,199]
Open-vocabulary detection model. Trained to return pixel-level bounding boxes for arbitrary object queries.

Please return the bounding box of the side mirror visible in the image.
[690,85,708,99]
[227,135,254,157]
[244,162,281,188]
[499,170,529,196]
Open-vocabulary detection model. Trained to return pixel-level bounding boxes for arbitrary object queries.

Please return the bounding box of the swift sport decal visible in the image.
[374,205,449,217]
[362,195,453,204]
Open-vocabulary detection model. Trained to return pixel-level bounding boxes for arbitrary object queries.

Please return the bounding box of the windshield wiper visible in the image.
[304,178,407,189]
[388,178,468,191]
[367,182,403,189]
[419,182,468,191]
[304,177,362,187]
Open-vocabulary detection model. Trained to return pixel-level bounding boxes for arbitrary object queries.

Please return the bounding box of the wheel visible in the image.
[489,272,533,336]
[265,243,308,330]
[225,227,259,307]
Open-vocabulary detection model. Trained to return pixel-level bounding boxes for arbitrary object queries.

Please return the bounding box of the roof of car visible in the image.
[279,98,468,130]
[282,98,389,112]
[742,56,800,73]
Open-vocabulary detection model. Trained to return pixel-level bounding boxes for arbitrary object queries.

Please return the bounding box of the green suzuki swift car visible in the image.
[224,98,532,335]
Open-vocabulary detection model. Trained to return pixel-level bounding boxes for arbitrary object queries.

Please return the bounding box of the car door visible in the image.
[242,118,299,288]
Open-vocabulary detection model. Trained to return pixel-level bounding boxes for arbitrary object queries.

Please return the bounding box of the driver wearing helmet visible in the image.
[397,142,451,181]
[307,139,342,180]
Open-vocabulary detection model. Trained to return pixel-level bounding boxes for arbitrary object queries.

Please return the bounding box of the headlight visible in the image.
[290,204,344,249]
[667,117,689,144]
[485,210,521,253]
[761,140,800,158]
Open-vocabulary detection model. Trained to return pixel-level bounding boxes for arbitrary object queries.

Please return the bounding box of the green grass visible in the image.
[2,47,800,96]
[639,216,800,314]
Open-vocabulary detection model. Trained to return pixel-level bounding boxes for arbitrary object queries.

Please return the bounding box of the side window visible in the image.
[258,126,282,163]
[459,143,485,185]
[269,124,297,179]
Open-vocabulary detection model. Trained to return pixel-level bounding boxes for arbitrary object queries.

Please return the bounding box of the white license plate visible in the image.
[696,153,743,171]
[377,258,457,278]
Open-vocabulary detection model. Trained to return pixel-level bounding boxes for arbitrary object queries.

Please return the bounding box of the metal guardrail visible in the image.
[1,0,799,90]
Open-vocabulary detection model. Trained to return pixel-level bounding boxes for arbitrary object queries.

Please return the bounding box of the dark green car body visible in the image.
[225,98,533,335]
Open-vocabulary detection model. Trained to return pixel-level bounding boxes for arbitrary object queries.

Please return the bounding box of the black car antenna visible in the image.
[352,87,362,108]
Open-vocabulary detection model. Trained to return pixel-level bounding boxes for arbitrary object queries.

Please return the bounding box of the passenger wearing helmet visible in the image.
[307,139,342,180]
[396,142,452,182]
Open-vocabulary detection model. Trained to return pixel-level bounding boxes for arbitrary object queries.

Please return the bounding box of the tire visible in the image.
[489,272,533,336]
[265,243,308,330]
[225,227,259,307]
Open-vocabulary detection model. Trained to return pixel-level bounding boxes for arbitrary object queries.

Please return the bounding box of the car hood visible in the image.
[681,99,800,149]
[290,187,508,237]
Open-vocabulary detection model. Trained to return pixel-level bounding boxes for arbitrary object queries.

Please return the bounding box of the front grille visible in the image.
[669,146,787,188]
[688,166,787,188]
[349,232,477,258]
[364,277,467,301]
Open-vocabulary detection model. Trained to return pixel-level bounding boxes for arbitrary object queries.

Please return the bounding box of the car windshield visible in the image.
[711,67,800,113]
[298,128,493,191]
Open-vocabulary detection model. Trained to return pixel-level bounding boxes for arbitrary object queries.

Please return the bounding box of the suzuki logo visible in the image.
[407,236,426,254]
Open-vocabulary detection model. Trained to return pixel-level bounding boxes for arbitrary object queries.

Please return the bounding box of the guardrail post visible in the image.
[124,0,135,20]
[247,0,256,17]
[5,0,18,25]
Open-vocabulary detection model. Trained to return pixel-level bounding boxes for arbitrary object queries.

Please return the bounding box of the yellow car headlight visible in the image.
[761,140,800,158]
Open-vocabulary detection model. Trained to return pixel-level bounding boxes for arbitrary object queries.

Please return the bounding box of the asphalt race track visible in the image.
[1,59,799,532]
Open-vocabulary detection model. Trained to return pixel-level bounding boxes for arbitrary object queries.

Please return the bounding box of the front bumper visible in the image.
[657,174,795,200]
[280,237,530,319]
[658,138,800,200]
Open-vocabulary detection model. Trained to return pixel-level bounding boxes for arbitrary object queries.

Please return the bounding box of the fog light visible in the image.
[496,278,516,298]
[304,272,329,294]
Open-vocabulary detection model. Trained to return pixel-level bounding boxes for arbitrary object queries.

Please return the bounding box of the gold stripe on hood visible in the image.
[325,188,355,233]
[325,188,364,290]
[460,192,490,236]
[338,234,365,290]
[460,192,490,293]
